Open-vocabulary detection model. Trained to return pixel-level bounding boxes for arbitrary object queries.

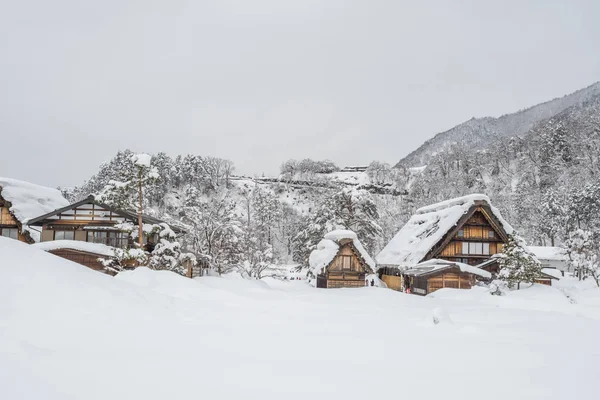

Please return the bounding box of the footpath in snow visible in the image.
[1,237,600,400]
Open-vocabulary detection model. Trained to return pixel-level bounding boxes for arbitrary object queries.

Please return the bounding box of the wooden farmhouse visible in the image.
[377,194,513,291]
[27,195,185,274]
[0,177,69,243]
[402,259,491,295]
[309,230,375,289]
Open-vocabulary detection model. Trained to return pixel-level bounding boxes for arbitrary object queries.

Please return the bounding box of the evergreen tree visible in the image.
[566,229,600,285]
[498,232,542,289]
[148,223,195,276]
[293,187,382,264]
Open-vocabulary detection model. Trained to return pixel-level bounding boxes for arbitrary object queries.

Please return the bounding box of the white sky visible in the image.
[1,0,599,188]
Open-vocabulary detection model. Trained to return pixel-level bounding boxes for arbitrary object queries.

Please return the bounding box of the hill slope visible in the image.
[397,82,600,168]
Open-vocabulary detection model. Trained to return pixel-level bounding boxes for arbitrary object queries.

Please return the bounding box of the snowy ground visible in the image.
[2,237,600,400]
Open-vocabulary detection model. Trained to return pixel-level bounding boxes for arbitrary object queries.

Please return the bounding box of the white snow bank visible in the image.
[0,177,69,241]
[3,237,600,400]
[308,238,339,274]
[377,193,513,268]
[33,240,116,257]
[529,246,568,261]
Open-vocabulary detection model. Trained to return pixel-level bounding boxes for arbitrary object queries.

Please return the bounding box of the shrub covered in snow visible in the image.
[498,233,542,289]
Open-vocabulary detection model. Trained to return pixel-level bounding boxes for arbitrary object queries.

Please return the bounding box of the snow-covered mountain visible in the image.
[396,82,600,168]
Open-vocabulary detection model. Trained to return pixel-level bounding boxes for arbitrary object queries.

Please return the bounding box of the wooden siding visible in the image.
[48,249,115,275]
[426,272,474,294]
[0,204,30,243]
[436,210,507,265]
[326,279,366,289]
[0,205,18,225]
[318,242,372,289]
[45,203,126,224]
[327,245,367,273]
[381,274,403,291]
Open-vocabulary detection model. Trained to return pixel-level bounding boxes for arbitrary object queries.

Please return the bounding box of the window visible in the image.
[341,255,354,271]
[488,230,495,239]
[54,230,75,240]
[469,242,483,255]
[457,229,464,238]
[483,243,490,255]
[1,228,18,240]
[87,231,129,248]
[461,242,491,255]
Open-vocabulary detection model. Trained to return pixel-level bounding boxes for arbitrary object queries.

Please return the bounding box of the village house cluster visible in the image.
[0,177,185,275]
[309,194,565,294]
[1,177,566,293]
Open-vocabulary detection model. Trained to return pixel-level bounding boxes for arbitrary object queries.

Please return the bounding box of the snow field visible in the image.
[1,237,600,400]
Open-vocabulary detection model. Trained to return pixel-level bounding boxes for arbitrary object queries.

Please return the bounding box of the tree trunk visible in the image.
[138,168,144,249]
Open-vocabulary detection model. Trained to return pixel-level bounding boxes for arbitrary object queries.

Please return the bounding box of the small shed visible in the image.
[528,246,568,275]
[535,269,561,286]
[403,259,491,296]
[309,230,375,289]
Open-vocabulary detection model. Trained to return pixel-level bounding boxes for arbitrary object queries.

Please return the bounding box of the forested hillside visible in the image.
[397,82,600,168]
[62,83,600,275]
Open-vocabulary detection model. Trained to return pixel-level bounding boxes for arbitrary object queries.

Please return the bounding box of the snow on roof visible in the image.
[0,177,70,242]
[376,194,513,268]
[541,268,562,280]
[528,246,568,261]
[308,229,376,275]
[33,240,116,257]
[405,259,491,279]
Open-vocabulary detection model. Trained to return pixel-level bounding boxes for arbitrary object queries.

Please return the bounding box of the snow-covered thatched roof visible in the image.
[34,240,116,257]
[308,230,375,276]
[0,177,70,242]
[404,259,492,279]
[528,246,567,261]
[376,194,513,268]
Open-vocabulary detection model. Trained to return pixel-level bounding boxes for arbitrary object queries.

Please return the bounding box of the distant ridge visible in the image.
[396,82,600,168]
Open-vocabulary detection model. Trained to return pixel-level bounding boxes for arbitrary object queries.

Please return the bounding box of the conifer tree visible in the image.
[498,232,542,289]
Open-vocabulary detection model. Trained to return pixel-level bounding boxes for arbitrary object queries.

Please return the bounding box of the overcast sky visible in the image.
[1,0,599,188]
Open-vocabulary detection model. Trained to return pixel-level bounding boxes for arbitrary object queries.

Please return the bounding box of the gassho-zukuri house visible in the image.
[309,230,376,288]
[376,194,513,293]
[27,195,185,274]
[0,177,70,243]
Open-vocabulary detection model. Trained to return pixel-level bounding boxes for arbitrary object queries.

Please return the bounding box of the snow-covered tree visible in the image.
[182,189,243,275]
[148,223,196,276]
[293,187,382,263]
[498,233,542,289]
[100,248,148,274]
[566,229,600,285]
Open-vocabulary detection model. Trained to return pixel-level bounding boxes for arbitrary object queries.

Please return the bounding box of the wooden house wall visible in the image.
[410,269,476,295]
[320,243,370,289]
[437,210,506,265]
[44,203,126,225]
[328,245,367,273]
[48,249,115,275]
[381,274,403,291]
[0,202,30,243]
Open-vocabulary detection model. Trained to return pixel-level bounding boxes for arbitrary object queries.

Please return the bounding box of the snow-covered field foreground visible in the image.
[2,237,600,400]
